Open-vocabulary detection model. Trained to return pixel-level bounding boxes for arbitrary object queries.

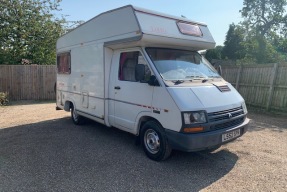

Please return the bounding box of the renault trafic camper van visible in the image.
[56,5,249,161]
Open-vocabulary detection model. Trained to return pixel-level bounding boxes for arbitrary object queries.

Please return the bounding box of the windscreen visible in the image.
[146,48,220,81]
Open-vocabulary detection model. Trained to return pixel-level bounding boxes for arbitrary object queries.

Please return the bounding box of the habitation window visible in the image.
[177,22,202,37]
[57,52,71,74]
[118,51,151,82]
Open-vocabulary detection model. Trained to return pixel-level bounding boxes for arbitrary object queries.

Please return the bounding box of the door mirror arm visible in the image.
[148,75,160,86]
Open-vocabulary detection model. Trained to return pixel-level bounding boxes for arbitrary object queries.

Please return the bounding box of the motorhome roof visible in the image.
[57,5,215,51]
[62,5,206,38]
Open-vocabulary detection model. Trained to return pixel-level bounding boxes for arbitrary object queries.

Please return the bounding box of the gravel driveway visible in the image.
[0,101,286,192]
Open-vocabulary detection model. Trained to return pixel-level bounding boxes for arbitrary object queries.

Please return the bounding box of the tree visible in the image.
[222,24,245,61]
[0,0,66,64]
[240,0,287,63]
[269,33,287,59]
[205,46,223,63]
[241,0,287,37]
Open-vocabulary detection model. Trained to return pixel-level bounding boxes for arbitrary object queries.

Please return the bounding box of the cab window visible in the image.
[118,51,151,82]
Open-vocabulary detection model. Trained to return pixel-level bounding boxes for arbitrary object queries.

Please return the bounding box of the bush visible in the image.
[0,92,9,106]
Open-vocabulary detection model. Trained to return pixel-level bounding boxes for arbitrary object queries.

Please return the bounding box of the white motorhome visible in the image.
[56,5,249,161]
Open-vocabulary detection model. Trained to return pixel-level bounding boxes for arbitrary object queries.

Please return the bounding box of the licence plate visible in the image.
[222,129,241,142]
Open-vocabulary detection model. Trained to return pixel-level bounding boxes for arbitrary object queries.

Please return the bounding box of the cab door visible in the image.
[109,49,153,131]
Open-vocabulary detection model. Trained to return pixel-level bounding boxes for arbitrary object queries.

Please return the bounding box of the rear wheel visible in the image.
[71,104,84,125]
[140,121,172,161]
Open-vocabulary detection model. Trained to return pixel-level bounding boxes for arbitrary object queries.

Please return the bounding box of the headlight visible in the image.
[183,111,207,124]
[242,102,248,114]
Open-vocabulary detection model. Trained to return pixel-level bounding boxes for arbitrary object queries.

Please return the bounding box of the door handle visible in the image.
[114,86,121,90]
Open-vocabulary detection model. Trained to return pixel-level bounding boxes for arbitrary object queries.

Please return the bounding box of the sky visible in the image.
[59,0,244,46]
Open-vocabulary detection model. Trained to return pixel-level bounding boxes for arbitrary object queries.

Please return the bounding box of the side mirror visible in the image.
[148,75,160,86]
[135,64,145,82]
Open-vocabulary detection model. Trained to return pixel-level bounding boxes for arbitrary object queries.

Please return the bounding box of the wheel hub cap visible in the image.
[144,129,160,154]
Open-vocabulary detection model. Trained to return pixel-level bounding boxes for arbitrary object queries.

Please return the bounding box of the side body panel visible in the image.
[108,48,153,134]
[150,87,182,132]
[104,47,114,127]
[57,43,105,122]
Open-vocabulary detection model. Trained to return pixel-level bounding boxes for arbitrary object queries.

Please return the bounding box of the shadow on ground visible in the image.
[0,117,238,192]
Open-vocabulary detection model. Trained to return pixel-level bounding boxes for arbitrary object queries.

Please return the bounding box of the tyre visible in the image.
[71,104,84,125]
[140,121,172,161]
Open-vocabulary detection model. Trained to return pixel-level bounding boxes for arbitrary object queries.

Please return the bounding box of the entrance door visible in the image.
[110,49,153,131]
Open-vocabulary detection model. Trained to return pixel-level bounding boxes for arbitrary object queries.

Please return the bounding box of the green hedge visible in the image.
[0,92,9,106]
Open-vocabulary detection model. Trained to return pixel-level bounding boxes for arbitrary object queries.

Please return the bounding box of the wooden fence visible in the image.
[222,63,287,113]
[0,64,287,113]
[0,65,56,100]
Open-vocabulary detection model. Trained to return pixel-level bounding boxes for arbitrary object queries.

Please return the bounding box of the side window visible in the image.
[57,52,71,74]
[118,51,151,82]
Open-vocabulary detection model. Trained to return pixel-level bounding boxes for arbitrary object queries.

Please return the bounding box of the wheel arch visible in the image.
[64,100,75,112]
[135,115,163,136]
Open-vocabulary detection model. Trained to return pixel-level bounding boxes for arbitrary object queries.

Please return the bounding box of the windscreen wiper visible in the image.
[202,79,208,83]
[172,80,184,85]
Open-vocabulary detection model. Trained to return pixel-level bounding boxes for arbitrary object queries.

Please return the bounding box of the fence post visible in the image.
[235,65,242,90]
[266,63,279,111]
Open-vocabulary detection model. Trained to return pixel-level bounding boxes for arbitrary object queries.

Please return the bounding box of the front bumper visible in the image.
[165,118,250,152]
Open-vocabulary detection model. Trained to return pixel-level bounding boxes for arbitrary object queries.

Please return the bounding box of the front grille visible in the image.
[210,117,245,131]
[208,107,244,122]
[207,107,245,131]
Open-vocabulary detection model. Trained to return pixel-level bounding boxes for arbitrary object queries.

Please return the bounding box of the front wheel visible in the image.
[71,104,84,125]
[140,121,172,161]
